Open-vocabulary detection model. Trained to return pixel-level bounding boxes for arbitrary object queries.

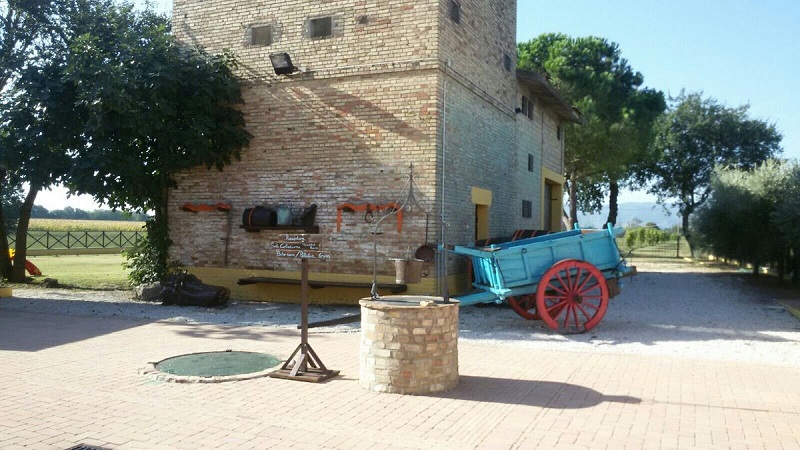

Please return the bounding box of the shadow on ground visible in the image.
[434,376,640,409]
[0,309,151,352]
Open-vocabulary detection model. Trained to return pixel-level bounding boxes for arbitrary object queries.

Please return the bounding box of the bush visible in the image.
[625,226,676,248]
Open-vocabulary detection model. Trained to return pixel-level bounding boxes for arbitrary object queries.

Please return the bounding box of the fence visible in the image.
[616,235,692,259]
[9,230,147,254]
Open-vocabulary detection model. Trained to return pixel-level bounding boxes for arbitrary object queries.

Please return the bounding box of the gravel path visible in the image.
[3,259,799,367]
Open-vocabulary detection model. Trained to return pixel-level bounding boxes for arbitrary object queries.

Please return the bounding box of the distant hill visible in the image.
[576,202,680,229]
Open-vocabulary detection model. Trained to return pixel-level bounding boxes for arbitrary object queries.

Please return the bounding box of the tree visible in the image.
[0,0,69,281]
[694,163,783,274]
[772,162,800,283]
[63,6,250,283]
[517,34,665,227]
[0,0,250,282]
[643,92,782,255]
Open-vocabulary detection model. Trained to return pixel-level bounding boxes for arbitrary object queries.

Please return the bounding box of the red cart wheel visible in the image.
[507,294,541,320]
[535,259,609,333]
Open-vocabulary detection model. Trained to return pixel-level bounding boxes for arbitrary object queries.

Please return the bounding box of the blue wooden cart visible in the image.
[448,225,635,333]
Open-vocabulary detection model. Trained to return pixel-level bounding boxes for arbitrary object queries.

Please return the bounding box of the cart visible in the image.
[448,225,635,333]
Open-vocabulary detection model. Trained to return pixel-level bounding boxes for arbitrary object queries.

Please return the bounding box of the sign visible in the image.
[273,234,331,261]
[275,249,332,260]
[270,242,321,251]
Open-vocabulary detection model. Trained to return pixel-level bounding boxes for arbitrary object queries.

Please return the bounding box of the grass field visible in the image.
[27,254,130,289]
[28,219,145,232]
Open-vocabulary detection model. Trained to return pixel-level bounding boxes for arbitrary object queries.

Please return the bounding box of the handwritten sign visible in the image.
[273,235,331,261]
[270,242,321,251]
[280,234,319,243]
[276,249,332,260]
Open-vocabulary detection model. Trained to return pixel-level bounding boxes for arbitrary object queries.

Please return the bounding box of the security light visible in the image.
[269,52,297,75]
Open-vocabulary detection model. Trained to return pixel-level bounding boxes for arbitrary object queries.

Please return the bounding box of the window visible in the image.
[450,1,461,24]
[503,53,512,72]
[557,125,562,140]
[522,200,532,219]
[247,25,273,46]
[528,154,534,172]
[521,96,534,119]
[309,16,333,39]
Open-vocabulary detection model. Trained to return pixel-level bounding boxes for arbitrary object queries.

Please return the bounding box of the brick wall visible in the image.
[438,0,517,107]
[173,0,440,81]
[169,69,441,276]
[440,76,516,247]
[168,0,568,300]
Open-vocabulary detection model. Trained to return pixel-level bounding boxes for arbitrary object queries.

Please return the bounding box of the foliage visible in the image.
[642,92,783,256]
[1,181,22,231]
[0,0,250,283]
[624,226,676,249]
[28,219,145,232]
[123,218,176,285]
[694,160,795,280]
[517,33,665,226]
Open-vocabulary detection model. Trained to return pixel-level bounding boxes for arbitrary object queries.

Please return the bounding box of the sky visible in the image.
[35,0,800,209]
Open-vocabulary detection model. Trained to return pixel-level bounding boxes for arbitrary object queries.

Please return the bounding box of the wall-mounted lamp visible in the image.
[269,52,298,75]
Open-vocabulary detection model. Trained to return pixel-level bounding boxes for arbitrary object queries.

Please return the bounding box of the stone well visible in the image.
[359,296,459,394]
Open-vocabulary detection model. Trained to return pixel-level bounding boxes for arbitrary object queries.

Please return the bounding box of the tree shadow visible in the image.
[0,308,151,352]
[432,376,640,409]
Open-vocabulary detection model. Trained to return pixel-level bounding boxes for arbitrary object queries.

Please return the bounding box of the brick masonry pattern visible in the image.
[359,297,459,394]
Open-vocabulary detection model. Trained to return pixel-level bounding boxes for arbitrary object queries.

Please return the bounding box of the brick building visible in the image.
[168,0,580,303]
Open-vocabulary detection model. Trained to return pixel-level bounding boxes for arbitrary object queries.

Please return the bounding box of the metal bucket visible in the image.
[391,259,424,284]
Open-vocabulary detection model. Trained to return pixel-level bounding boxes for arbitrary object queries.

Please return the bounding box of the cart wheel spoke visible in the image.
[536,260,609,334]
[507,294,541,320]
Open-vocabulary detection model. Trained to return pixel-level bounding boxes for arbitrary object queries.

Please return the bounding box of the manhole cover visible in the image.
[141,351,281,382]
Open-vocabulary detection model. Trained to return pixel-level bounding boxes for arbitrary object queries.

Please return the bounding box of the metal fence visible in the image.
[616,235,692,259]
[9,231,147,252]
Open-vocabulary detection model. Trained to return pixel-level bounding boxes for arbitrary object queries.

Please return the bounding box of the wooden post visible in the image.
[269,235,339,383]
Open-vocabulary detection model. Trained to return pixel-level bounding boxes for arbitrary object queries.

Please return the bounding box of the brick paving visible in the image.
[1,308,799,449]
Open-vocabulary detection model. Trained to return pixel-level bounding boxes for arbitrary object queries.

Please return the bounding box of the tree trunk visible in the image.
[792,248,799,285]
[0,204,13,281]
[0,165,12,281]
[568,172,578,229]
[11,186,38,282]
[681,211,694,258]
[605,179,619,227]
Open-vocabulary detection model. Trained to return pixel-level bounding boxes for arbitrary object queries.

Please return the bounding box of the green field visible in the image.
[27,254,130,289]
[28,219,146,232]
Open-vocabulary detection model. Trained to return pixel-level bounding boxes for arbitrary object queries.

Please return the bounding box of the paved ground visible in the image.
[1,261,800,449]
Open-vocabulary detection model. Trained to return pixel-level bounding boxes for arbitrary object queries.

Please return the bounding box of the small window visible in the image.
[503,53,512,72]
[309,16,333,39]
[527,98,534,119]
[521,96,528,116]
[450,1,461,24]
[528,154,534,172]
[557,125,562,140]
[247,25,273,46]
[522,200,532,219]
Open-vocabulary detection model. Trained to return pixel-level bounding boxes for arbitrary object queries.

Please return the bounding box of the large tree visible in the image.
[0,0,250,282]
[643,91,782,255]
[694,162,786,275]
[0,0,67,280]
[518,34,665,227]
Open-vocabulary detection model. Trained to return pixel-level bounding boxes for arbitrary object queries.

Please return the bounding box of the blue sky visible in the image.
[37,0,800,209]
[518,1,799,159]
[518,0,799,201]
